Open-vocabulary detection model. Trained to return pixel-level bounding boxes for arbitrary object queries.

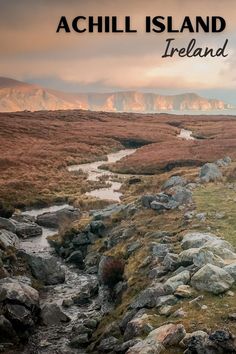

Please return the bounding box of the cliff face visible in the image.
[0,77,230,112]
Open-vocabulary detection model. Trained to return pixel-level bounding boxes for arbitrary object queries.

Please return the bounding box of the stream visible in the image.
[20,130,194,353]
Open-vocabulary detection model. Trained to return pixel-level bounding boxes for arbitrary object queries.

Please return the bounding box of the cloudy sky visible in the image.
[0,0,236,103]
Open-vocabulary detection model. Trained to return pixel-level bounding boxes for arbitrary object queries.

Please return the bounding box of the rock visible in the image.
[70,334,89,347]
[228,313,236,321]
[131,285,165,309]
[172,187,192,205]
[115,339,142,353]
[62,298,73,308]
[172,308,187,318]
[162,176,187,190]
[0,229,20,250]
[128,177,142,185]
[180,330,208,348]
[224,263,236,281]
[73,278,98,305]
[193,249,225,268]
[155,295,178,308]
[66,250,84,268]
[164,270,190,293]
[40,303,70,325]
[175,285,193,298]
[149,243,169,260]
[126,241,142,257]
[216,156,232,167]
[4,303,34,329]
[0,277,39,311]
[0,203,14,219]
[150,201,168,211]
[119,309,138,333]
[14,220,42,238]
[0,217,17,232]
[149,267,167,279]
[199,162,222,183]
[83,318,98,329]
[195,213,206,222]
[181,232,217,250]
[36,206,80,228]
[202,239,236,260]
[141,195,157,208]
[191,264,234,294]
[158,305,173,316]
[97,336,119,352]
[126,338,164,354]
[208,330,236,353]
[90,220,105,237]
[0,315,18,343]
[162,253,179,271]
[124,314,153,341]
[147,323,186,347]
[179,248,200,266]
[92,204,125,220]
[72,232,92,246]
[25,253,65,285]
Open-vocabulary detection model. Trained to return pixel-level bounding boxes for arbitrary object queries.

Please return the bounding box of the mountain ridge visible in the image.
[0,77,232,113]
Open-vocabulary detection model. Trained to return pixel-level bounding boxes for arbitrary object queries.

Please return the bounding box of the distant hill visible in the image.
[0,77,232,113]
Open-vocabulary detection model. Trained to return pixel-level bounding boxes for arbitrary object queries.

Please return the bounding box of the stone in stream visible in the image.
[0,229,20,250]
[40,303,71,326]
[1,218,43,239]
[36,206,80,228]
[24,253,65,285]
[65,250,85,268]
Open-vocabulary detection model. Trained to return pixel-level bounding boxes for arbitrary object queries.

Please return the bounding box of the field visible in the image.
[1,109,236,208]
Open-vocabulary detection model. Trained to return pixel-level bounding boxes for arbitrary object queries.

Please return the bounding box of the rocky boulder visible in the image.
[36,206,80,228]
[199,163,222,183]
[191,264,234,294]
[181,232,217,250]
[147,323,186,347]
[164,270,191,293]
[40,303,70,326]
[131,285,165,309]
[25,253,65,285]
[0,229,20,250]
[162,176,187,190]
[126,338,164,354]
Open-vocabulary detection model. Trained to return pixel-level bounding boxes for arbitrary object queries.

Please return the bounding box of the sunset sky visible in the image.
[0,0,236,104]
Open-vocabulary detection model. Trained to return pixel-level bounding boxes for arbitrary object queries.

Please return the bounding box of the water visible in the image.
[68,149,136,201]
[178,128,195,140]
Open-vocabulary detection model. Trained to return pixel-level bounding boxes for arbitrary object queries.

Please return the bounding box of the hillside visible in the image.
[0,77,231,113]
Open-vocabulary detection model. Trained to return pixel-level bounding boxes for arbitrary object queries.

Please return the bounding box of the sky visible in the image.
[0,0,236,104]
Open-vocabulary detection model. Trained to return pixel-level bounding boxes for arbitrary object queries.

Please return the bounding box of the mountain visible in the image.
[0,77,232,113]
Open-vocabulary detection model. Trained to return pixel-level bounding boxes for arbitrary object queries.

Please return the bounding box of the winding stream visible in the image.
[20,130,194,352]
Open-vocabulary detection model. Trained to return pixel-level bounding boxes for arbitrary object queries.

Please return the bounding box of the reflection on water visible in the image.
[68,149,136,201]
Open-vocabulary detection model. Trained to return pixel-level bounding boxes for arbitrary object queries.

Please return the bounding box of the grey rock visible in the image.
[172,186,192,205]
[202,239,236,260]
[149,266,167,279]
[131,285,165,309]
[0,229,20,250]
[4,303,34,328]
[126,241,142,257]
[150,201,168,211]
[180,330,208,348]
[162,176,187,190]
[25,253,65,285]
[126,338,164,354]
[14,221,42,238]
[224,263,236,281]
[97,336,119,352]
[178,248,200,266]
[70,334,89,347]
[200,162,222,183]
[0,277,39,311]
[115,339,142,353]
[181,232,217,250]
[0,217,16,233]
[92,204,125,220]
[164,270,190,293]
[0,315,18,343]
[191,264,234,294]
[119,309,137,333]
[66,250,84,267]
[155,295,178,308]
[37,206,80,228]
[40,303,70,326]
[163,253,179,271]
[216,156,232,167]
[90,220,105,236]
[149,242,169,260]
[193,249,225,268]
[141,195,157,208]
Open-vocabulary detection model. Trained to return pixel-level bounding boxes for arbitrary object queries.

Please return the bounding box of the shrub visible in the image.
[100,257,125,289]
